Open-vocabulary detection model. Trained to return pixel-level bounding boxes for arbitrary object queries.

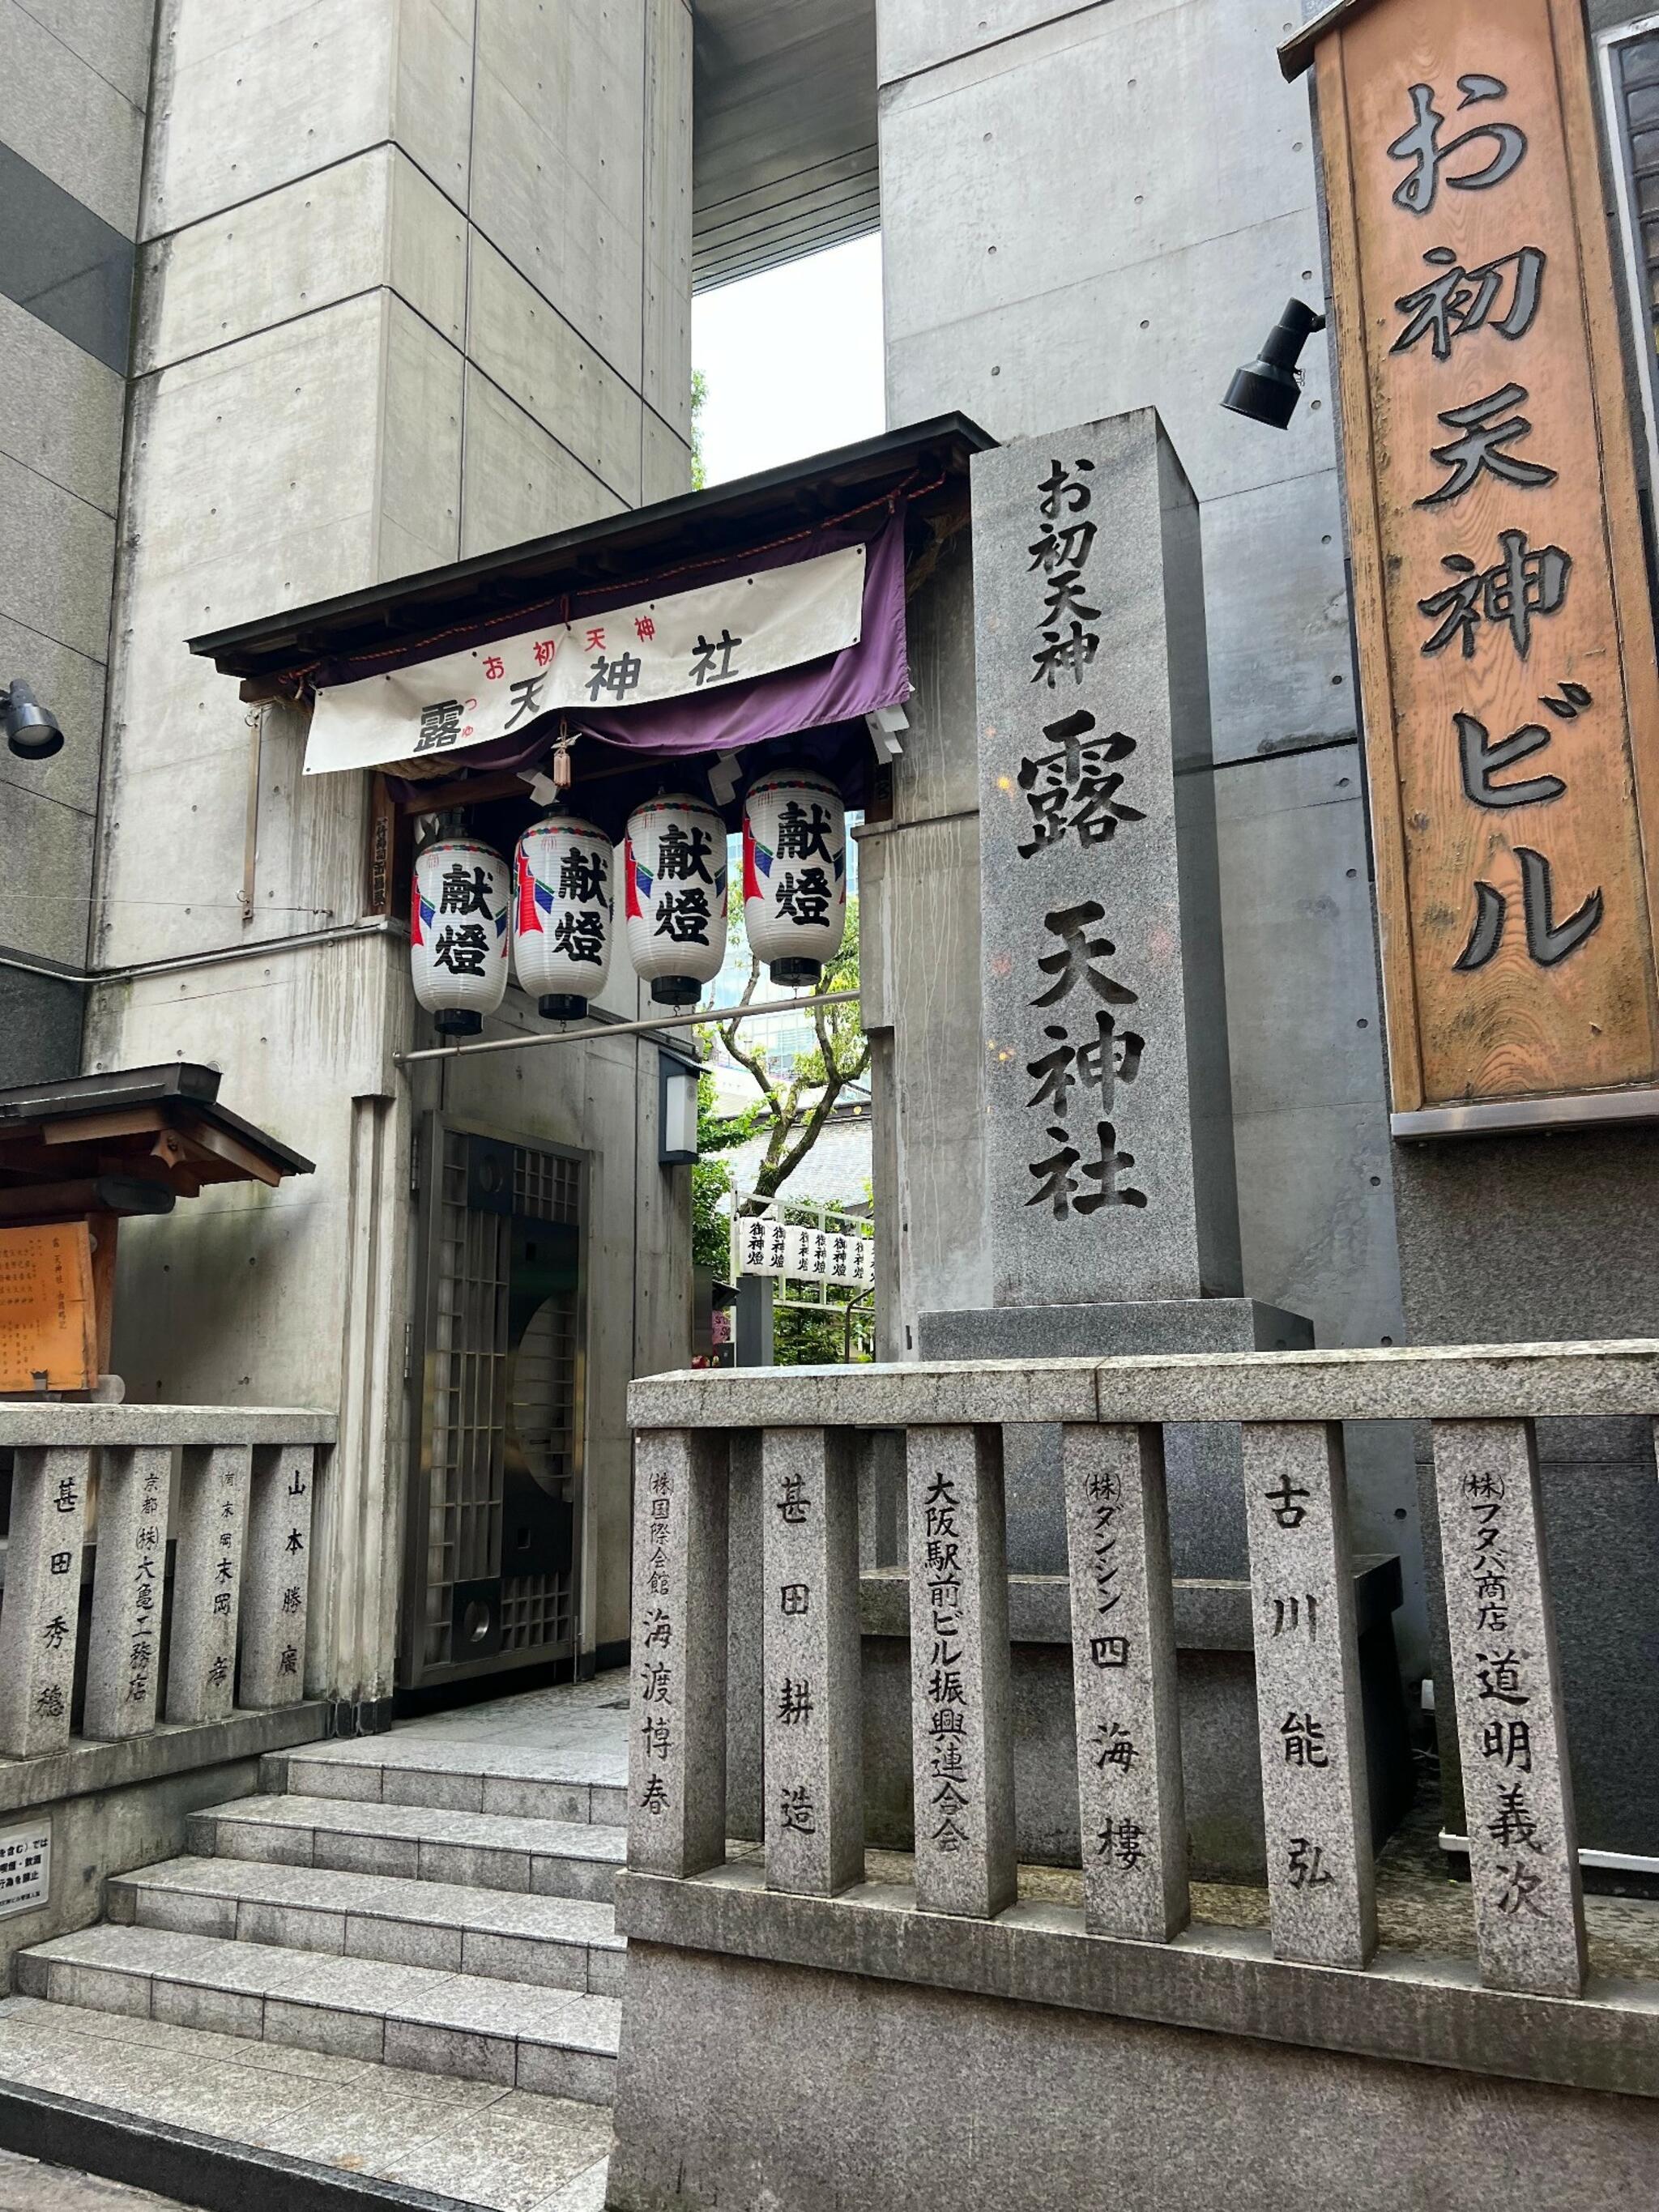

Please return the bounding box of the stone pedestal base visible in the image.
[858,1559,1412,1882]
[607,1934,1659,2212]
[917,1299,1311,1578]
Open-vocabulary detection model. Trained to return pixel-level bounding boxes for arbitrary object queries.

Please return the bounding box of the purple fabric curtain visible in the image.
[383,505,910,791]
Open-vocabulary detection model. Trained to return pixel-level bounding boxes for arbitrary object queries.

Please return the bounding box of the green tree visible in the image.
[690,369,709,492]
[714,897,869,1207]
[690,1063,759,1276]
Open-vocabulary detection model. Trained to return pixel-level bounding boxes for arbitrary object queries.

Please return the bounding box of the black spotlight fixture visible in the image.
[1,679,65,761]
[1222,299,1328,430]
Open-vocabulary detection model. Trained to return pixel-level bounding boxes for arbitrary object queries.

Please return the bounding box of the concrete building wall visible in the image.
[872,0,1427,1662]
[875,0,1401,1368]
[0,0,157,1081]
[76,0,695,1700]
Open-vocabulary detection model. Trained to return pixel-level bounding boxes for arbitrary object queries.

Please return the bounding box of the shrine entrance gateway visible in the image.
[401,1117,587,1690]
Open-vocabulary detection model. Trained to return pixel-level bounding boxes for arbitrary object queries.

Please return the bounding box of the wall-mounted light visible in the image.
[659,1051,699,1166]
[1222,299,1328,431]
[2,680,64,760]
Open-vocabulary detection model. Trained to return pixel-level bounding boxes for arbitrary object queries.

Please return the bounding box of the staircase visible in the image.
[0,1698,634,2208]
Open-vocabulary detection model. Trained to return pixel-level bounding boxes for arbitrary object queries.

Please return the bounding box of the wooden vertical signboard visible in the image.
[0,1223,96,1392]
[1290,0,1659,1131]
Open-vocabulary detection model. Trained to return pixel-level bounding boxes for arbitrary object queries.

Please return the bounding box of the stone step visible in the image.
[16,1924,620,2104]
[262,1742,628,1826]
[0,1993,613,2208]
[187,1793,626,1902]
[108,1855,625,1998]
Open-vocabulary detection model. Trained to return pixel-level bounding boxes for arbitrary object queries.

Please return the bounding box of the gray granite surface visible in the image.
[919,1299,1313,1579]
[1064,1426,1188,1940]
[630,1340,1659,1429]
[0,2149,188,2212]
[970,414,1241,1306]
[0,1409,336,1447]
[626,1432,727,1882]
[761,1429,863,1896]
[905,1428,1015,1919]
[0,1997,609,2211]
[1243,1423,1375,1968]
[1432,1421,1587,1998]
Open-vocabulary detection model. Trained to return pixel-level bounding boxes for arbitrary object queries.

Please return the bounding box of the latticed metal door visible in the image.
[403,1119,586,1688]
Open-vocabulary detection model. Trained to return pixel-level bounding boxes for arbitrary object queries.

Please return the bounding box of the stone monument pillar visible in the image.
[919,411,1310,1578]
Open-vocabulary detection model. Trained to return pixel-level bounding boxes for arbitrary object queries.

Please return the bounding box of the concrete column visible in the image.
[84,1445,171,1740]
[241,1443,316,1709]
[0,1448,92,1758]
[89,0,695,1717]
[1243,1421,1376,1969]
[761,1427,863,1896]
[1432,1421,1586,1999]
[906,1426,1015,1919]
[1063,1424,1188,1941]
[164,1444,251,1726]
[970,413,1239,1308]
[629,1430,729,1879]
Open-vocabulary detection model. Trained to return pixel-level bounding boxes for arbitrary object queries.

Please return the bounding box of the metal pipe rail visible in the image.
[394,987,860,1065]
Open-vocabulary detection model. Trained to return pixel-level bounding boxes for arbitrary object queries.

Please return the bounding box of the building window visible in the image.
[1601,19,1659,515]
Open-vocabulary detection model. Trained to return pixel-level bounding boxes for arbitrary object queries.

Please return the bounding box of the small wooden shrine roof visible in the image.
[189,416,994,697]
[0,1063,313,1223]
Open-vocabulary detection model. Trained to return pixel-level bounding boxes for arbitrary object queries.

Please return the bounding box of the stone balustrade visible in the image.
[0,1406,335,1765]
[625,1342,1659,2010]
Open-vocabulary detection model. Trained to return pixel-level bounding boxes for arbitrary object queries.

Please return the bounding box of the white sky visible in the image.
[692,234,886,486]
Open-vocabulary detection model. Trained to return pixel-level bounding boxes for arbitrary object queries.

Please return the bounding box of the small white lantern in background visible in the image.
[625,792,727,1006]
[514,813,613,1021]
[742,768,847,987]
[411,835,510,1035]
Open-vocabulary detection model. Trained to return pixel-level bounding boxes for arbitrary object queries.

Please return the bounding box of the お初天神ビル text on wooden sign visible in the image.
[1309,0,1659,1127]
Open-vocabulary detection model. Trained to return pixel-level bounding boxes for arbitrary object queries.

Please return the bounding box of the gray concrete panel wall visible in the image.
[876,0,1386,1317]
[611,1938,1659,2212]
[874,0,1420,1660]
[0,0,156,1076]
[72,0,694,1703]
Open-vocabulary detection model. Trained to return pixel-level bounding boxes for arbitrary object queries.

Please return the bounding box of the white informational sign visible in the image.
[732,1215,872,1286]
[0,1820,50,1920]
[303,543,868,777]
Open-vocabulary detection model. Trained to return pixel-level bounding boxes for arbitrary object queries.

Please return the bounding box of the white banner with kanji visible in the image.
[302,543,868,776]
[731,1216,872,1286]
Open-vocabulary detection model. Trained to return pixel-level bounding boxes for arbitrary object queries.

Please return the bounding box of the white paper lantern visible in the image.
[742,768,847,986]
[624,793,728,1006]
[411,836,510,1036]
[514,813,613,1021]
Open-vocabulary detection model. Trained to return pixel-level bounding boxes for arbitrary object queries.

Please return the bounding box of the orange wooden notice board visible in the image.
[0,1221,97,1392]
[1317,0,1659,1121]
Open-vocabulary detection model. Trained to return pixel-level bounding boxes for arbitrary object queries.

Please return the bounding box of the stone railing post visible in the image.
[629,1430,730,1878]
[1432,1419,1586,1998]
[241,1443,317,1708]
[1243,1421,1376,1969]
[906,1426,1016,1920]
[761,1426,864,1895]
[1063,1423,1188,1941]
[0,1447,92,1758]
[85,1445,172,1740]
[166,1443,253,1725]
[725,1431,765,1842]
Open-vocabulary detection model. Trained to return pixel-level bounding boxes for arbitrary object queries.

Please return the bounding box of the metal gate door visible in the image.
[403,1119,586,1690]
